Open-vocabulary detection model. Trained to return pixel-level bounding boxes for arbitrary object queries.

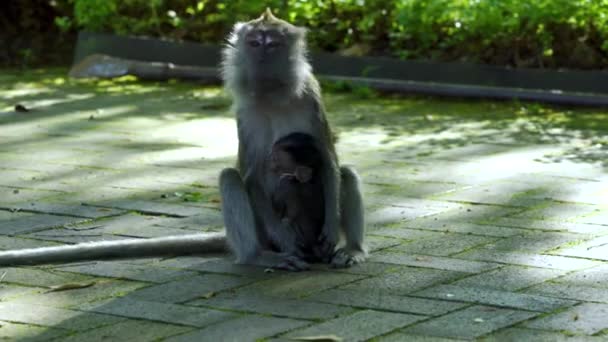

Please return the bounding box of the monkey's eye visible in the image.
[248,40,261,47]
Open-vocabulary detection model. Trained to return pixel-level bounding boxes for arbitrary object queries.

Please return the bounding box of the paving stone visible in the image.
[0,283,42,301]
[524,303,608,335]
[403,220,529,237]
[487,217,608,235]
[25,228,126,244]
[104,222,201,238]
[0,186,65,205]
[64,213,187,232]
[59,319,192,342]
[513,202,599,221]
[7,202,125,219]
[403,305,538,340]
[155,211,225,230]
[483,327,608,342]
[82,297,236,327]
[455,249,599,271]
[14,279,146,308]
[414,284,577,312]
[0,321,70,342]
[435,181,547,207]
[553,264,608,288]
[388,234,497,256]
[481,232,584,253]
[368,206,444,226]
[452,265,568,291]
[26,213,200,241]
[370,227,439,240]
[155,256,270,278]
[308,288,467,316]
[234,271,366,299]
[283,310,425,342]
[552,236,608,261]
[365,235,404,253]
[0,267,93,288]
[127,274,252,303]
[408,204,524,226]
[377,332,465,342]
[577,208,608,226]
[166,315,309,342]
[84,200,202,217]
[524,283,608,303]
[371,252,500,273]
[0,302,124,331]
[57,185,165,204]
[543,180,608,206]
[191,292,351,320]
[57,261,196,283]
[0,168,44,187]
[0,210,33,221]
[340,266,466,295]
[4,69,608,340]
[0,235,58,250]
[310,261,399,276]
[1,214,90,235]
[365,181,463,199]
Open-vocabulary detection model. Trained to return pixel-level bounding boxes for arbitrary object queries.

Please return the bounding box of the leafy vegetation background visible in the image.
[3,0,608,70]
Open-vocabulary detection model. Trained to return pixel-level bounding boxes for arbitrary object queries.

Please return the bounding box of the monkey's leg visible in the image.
[219,168,263,264]
[219,168,309,271]
[316,158,341,261]
[331,166,368,268]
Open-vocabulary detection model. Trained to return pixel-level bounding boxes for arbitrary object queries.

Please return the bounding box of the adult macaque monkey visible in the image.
[219,8,366,270]
[0,9,366,270]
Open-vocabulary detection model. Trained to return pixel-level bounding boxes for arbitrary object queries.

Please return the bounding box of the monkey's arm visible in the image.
[0,233,227,266]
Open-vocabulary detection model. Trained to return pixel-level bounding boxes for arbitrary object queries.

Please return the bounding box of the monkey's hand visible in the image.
[330,248,367,268]
[273,255,310,272]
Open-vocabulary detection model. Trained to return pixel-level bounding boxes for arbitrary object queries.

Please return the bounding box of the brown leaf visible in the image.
[290,335,343,342]
[45,281,96,293]
[201,291,216,299]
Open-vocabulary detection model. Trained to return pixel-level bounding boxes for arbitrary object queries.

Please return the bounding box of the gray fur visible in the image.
[219,10,367,270]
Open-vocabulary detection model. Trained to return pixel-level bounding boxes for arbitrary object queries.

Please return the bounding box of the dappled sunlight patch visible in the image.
[136,117,238,159]
[15,92,96,109]
[0,87,55,100]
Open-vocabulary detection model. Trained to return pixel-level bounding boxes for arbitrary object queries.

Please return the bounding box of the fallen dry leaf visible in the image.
[201,291,216,299]
[45,281,96,293]
[290,335,343,342]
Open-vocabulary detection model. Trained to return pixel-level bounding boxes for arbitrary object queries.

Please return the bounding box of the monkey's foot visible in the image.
[310,239,336,263]
[274,255,310,272]
[330,248,367,268]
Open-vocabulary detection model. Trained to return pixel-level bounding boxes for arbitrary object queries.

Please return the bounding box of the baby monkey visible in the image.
[269,132,325,262]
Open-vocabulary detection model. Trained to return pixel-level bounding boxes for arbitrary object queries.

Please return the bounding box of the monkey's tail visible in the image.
[0,233,228,266]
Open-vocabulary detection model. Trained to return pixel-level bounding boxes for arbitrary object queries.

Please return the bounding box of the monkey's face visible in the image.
[238,25,295,82]
[243,28,287,63]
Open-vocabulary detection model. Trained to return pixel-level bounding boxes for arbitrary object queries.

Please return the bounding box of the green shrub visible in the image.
[3,0,608,69]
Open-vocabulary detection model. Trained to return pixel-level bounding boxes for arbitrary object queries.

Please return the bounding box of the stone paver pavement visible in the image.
[1,70,607,341]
